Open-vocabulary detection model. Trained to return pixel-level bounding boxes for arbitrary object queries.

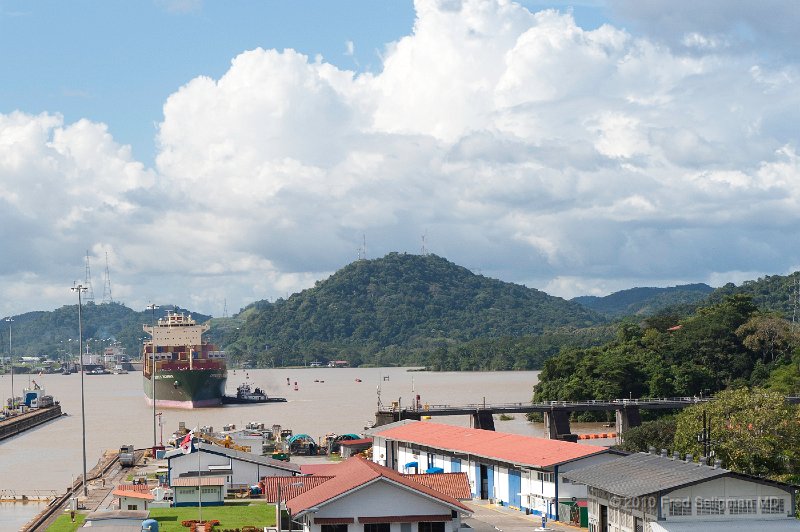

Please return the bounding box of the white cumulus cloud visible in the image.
[2,0,800,315]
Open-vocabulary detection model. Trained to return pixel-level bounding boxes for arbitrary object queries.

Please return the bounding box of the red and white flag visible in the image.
[179,429,194,454]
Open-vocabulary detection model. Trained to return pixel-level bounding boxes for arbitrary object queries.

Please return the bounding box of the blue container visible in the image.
[142,518,159,532]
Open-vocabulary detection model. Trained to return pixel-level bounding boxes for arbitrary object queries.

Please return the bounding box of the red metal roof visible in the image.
[112,483,155,500]
[339,438,373,447]
[374,421,608,467]
[300,463,341,475]
[286,456,471,516]
[401,473,471,500]
[261,475,334,502]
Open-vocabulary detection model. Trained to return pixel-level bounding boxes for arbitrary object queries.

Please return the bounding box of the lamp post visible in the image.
[146,303,159,451]
[71,283,89,497]
[5,317,13,410]
[276,481,303,531]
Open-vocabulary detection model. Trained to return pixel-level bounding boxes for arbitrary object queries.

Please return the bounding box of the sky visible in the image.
[1,0,799,317]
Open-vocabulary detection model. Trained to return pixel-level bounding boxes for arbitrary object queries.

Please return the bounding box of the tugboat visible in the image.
[222,382,287,404]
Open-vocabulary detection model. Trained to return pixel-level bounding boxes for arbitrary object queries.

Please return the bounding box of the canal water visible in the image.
[0,367,611,527]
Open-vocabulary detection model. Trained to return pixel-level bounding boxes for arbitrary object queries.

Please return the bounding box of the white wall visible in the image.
[169,450,295,488]
[302,479,462,532]
[119,496,147,511]
[173,485,223,506]
[666,476,793,520]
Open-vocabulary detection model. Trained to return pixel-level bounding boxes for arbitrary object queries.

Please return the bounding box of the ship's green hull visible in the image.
[143,369,226,408]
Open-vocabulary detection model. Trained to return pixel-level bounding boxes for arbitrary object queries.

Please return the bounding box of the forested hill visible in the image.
[229,253,605,365]
[5,302,210,360]
[708,272,800,317]
[572,283,714,318]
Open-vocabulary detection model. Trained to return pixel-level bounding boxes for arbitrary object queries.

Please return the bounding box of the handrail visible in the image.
[377,396,715,413]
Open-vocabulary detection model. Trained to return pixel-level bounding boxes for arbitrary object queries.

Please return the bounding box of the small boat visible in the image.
[355,378,362,383]
[222,383,287,404]
[113,365,128,375]
[86,367,110,375]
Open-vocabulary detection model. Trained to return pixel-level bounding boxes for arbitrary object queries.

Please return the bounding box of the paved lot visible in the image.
[464,500,579,532]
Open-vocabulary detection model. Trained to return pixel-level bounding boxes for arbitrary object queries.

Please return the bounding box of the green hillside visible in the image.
[572,283,713,318]
[1,302,210,366]
[226,253,606,367]
[708,272,800,317]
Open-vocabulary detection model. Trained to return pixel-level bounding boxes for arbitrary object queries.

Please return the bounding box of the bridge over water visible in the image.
[374,396,800,441]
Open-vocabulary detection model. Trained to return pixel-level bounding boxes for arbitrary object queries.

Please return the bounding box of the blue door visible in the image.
[451,457,461,472]
[508,468,522,508]
[486,465,494,500]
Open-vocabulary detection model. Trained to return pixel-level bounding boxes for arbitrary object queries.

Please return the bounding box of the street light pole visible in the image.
[71,283,89,497]
[146,303,159,451]
[5,317,13,409]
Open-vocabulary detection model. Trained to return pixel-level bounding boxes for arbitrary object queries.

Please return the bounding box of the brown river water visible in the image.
[0,367,612,528]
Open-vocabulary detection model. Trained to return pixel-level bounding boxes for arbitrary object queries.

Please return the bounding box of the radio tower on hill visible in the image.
[101,252,113,304]
[83,251,95,303]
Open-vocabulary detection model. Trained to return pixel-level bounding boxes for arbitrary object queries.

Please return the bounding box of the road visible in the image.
[464,501,578,532]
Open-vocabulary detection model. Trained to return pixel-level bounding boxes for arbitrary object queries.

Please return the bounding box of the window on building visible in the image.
[400,523,411,532]
[761,497,785,514]
[418,522,445,532]
[322,524,348,532]
[668,498,692,516]
[634,517,643,532]
[536,472,554,483]
[728,499,756,515]
[364,524,390,532]
[696,499,725,516]
[127,504,138,510]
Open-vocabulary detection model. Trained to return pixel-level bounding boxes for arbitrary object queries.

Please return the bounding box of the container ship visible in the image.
[143,312,227,408]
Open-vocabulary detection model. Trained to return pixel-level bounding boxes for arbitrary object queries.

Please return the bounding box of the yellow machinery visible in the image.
[198,431,252,453]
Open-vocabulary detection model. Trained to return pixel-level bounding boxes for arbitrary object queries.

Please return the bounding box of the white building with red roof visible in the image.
[264,456,471,532]
[369,420,623,522]
[112,484,155,511]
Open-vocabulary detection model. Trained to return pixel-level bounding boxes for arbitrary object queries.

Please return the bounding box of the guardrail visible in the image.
[378,396,713,413]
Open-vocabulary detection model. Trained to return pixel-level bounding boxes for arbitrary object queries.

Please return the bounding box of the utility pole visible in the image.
[71,283,89,497]
[697,410,712,465]
[5,317,13,408]
[146,303,159,451]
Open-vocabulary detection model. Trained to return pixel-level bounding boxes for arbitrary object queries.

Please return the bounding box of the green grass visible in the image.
[126,472,159,481]
[46,512,86,531]
[148,501,276,532]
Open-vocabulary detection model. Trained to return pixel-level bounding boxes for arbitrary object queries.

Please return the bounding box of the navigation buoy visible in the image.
[294,381,298,391]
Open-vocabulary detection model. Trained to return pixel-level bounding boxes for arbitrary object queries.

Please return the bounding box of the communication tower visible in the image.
[83,251,95,303]
[101,252,113,304]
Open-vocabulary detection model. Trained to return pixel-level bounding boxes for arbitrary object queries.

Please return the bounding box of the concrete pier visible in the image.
[615,405,642,436]
[472,410,495,430]
[0,405,64,442]
[543,409,571,439]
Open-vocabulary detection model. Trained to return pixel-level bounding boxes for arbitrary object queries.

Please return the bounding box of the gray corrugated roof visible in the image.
[196,443,301,472]
[563,452,727,498]
[167,443,300,472]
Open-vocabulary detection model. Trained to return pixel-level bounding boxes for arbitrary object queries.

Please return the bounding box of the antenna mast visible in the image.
[223,299,228,319]
[101,252,113,304]
[793,274,799,328]
[358,234,367,261]
[421,232,428,256]
[84,251,95,303]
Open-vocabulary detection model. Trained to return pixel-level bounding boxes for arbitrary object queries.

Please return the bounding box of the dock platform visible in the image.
[0,405,64,442]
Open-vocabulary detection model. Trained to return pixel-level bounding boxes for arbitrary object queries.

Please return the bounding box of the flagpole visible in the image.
[198,427,202,525]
